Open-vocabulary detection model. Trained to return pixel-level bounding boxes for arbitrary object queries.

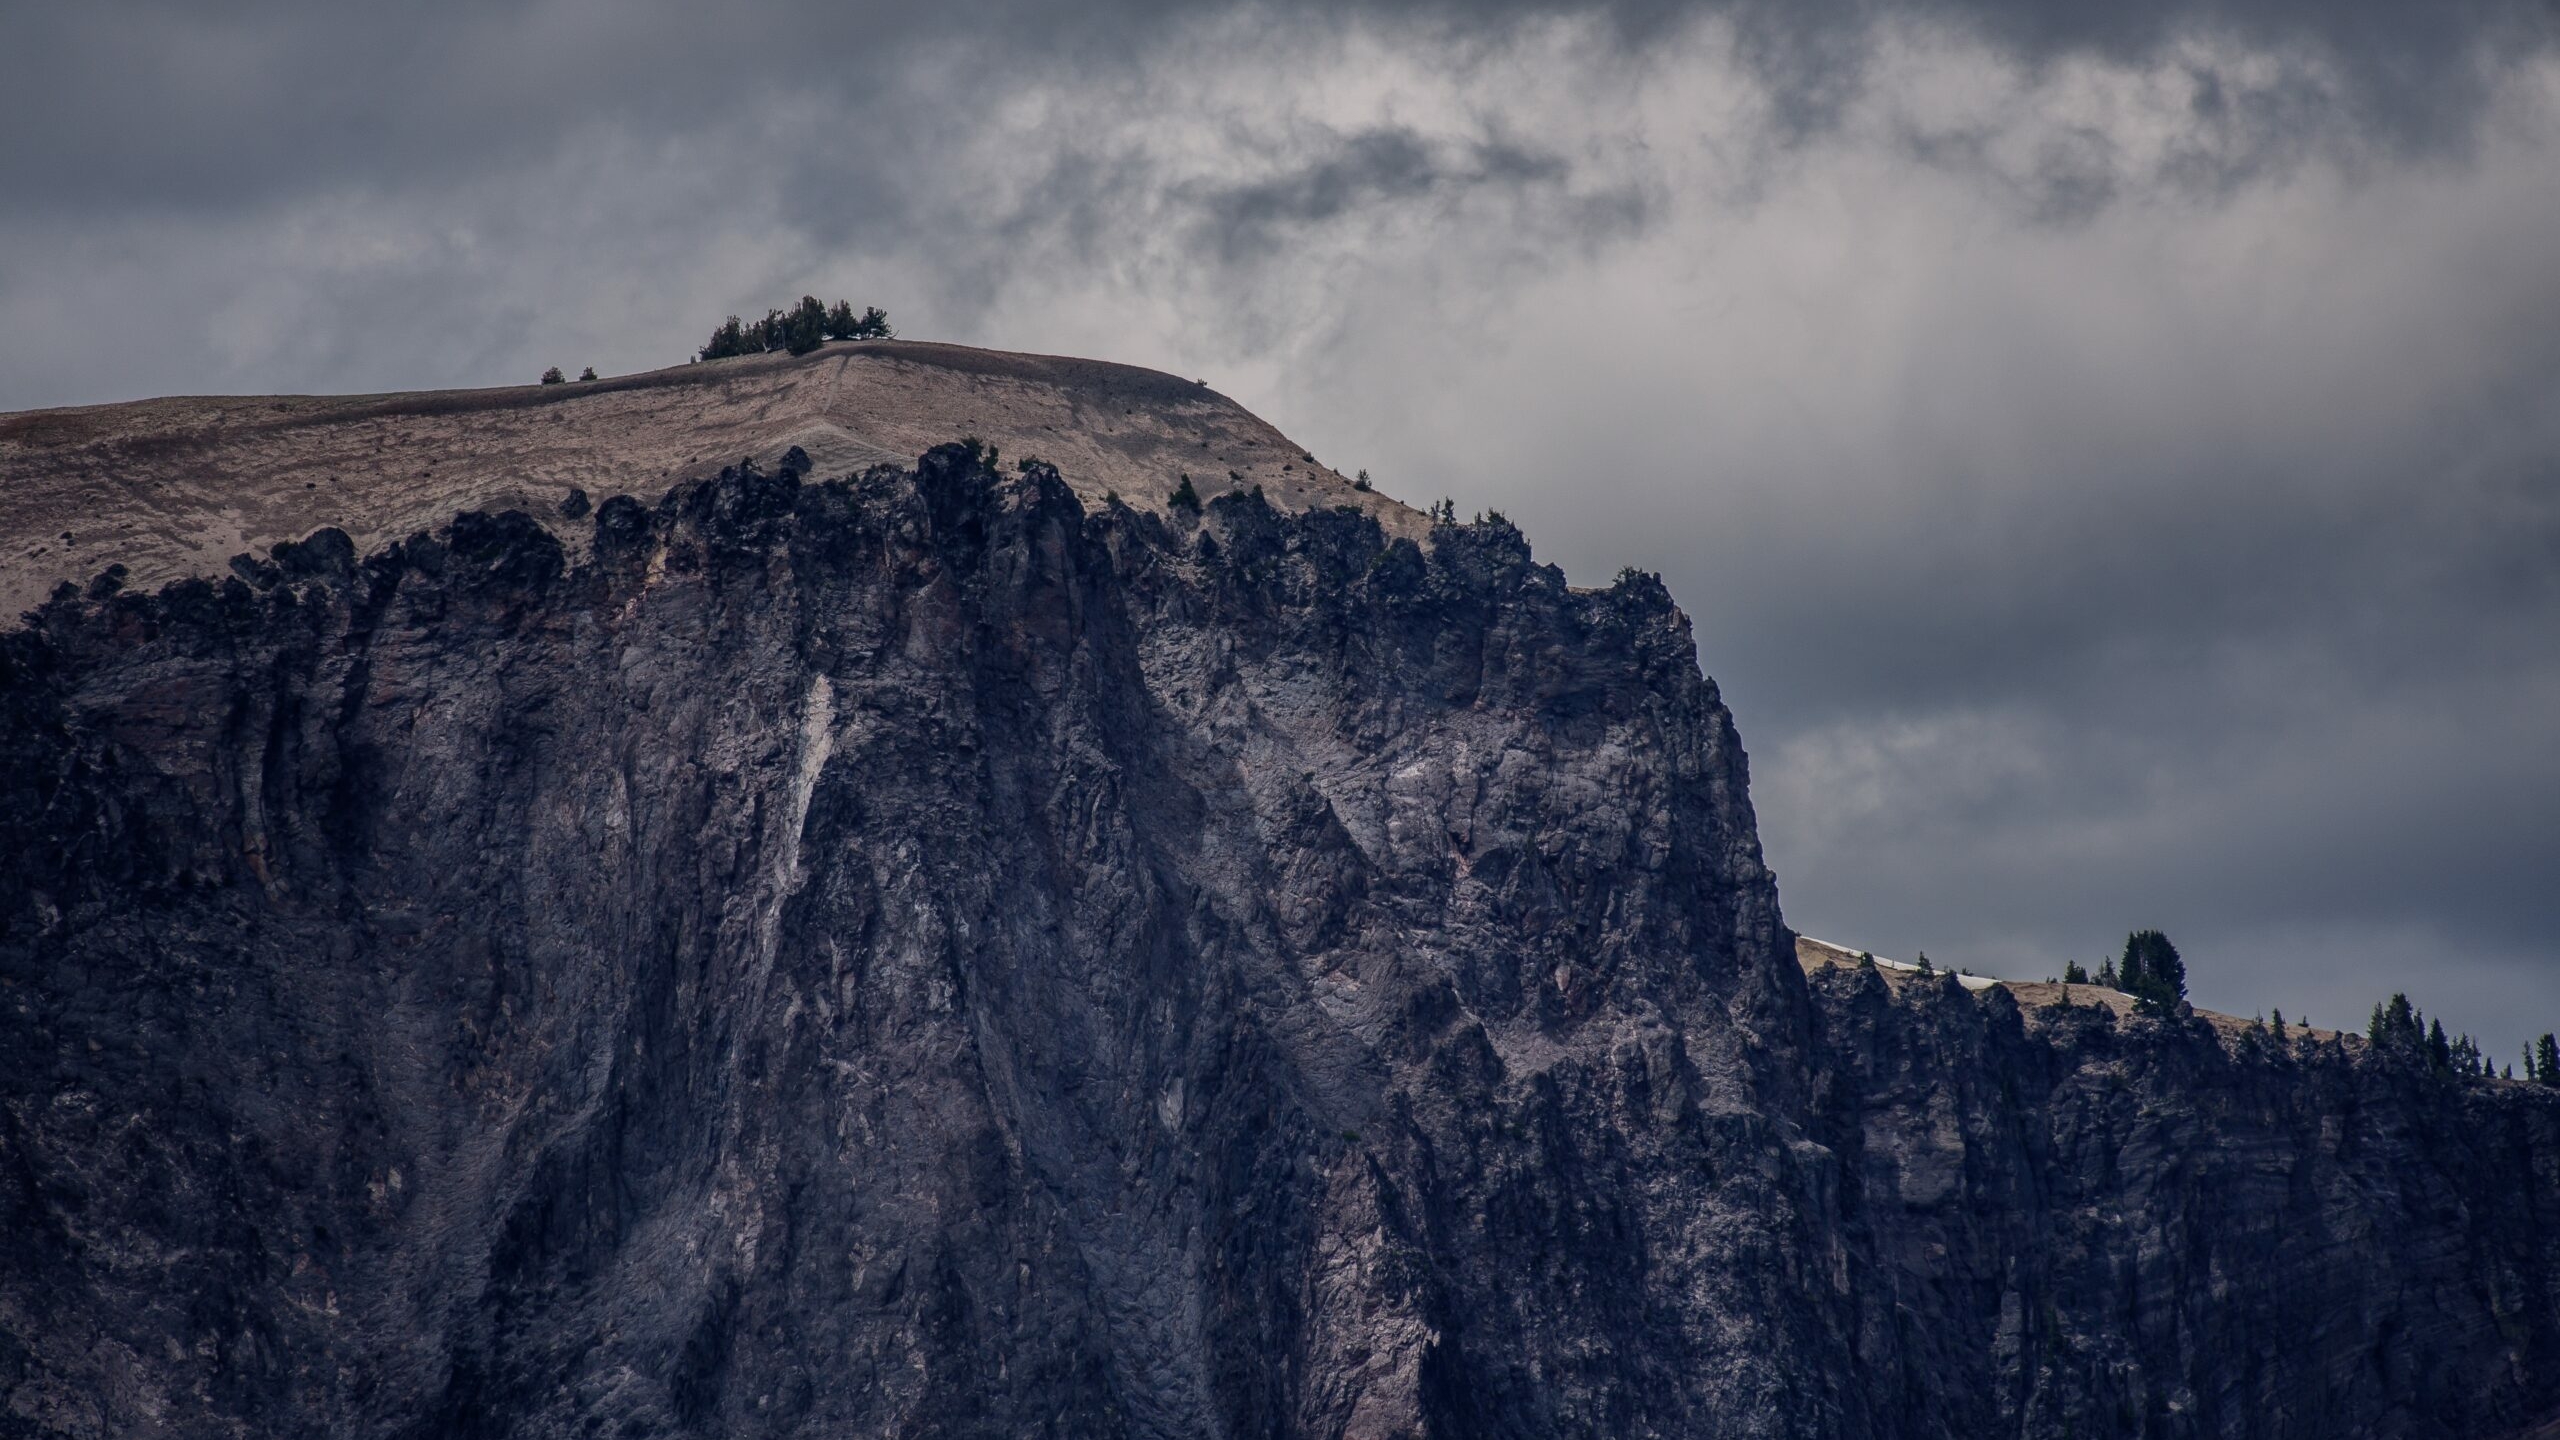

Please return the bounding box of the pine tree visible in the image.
[2427,1019,2452,1073]
[2369,995,2424,1059]
[701,315,752,360]
[1916,952,1934,976]
[2450,1032,2482,1076]
[2537,1034,2560,1086]
[1170,475,1202,512]
[2096,958,2119,989]
[2118,930,2186,1017]
[539,366,565,385]
[577,366,597,382]
[2063,960,2090,985]
[2270,1007,2285,1033]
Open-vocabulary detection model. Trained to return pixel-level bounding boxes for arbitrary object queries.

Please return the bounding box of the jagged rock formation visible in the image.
[1804,960,2560,1438]
[2,352,2556,1438]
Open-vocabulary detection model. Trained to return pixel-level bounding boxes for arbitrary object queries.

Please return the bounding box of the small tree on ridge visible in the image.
[2118,930,2186,1017]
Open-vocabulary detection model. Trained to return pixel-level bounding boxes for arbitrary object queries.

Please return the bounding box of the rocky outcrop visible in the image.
[2,436,2554,1438]
[1806,963,2560,1438]
[0,448,1832,1437]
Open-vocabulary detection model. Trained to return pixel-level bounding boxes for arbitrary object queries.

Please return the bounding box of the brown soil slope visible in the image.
[0,339,1420,616]
[1798,934,2362,1046]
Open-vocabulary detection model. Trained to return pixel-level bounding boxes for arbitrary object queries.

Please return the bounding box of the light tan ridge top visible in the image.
[0,339,1425,618]
[1794,935,2361,1044]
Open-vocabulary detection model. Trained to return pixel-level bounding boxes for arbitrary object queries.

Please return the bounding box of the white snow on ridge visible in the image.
[1799,936,2002,991]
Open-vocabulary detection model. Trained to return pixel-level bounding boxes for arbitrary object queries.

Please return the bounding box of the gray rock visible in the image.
[1,441,2553,1438]
[1805,965,2560,1437]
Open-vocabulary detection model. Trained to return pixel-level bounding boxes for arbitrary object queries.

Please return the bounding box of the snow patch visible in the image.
[1802,935,2001,991]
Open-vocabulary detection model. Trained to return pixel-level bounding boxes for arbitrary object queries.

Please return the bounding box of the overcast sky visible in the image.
[6,0,2557,1047]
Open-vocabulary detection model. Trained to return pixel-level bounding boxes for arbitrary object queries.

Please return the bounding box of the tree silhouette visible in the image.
[2117,930,2186,1016]
[699,299,893,360]
[2370,994,2421,1054]
[701,315,751,360]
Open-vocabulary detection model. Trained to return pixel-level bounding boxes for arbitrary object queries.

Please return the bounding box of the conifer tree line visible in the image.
[2364,993,2517,1079]
[2046,931,2548,1083]
[699,297,893,361]
[2524,1033,2560,1086]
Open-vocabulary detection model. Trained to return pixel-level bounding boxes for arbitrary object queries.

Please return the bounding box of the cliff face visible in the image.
[0,447,1838,1438]
[1805,964,2560,1439]
[1,417,2555,1437]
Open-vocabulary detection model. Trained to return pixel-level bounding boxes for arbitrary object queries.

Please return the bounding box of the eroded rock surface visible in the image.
[2,442,2554,1438]
[0,449,1824,1437]
[1806,962,2560,1438]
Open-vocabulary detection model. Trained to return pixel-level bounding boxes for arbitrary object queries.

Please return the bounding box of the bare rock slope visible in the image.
[1,353,2556,1439]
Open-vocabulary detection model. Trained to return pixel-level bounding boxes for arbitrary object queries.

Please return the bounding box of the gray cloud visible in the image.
[5,0,2549,221]
[1183,127,1575,260]
[3,0,2557,1046]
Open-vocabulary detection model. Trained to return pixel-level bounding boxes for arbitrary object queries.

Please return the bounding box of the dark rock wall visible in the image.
[1,447,2553,1438]
[0,450,1828,1438]
[1807,966,2560,1439]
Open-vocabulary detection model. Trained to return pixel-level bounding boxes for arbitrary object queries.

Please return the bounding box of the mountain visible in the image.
[3,343,2555,1438]
[0,340,1418,618]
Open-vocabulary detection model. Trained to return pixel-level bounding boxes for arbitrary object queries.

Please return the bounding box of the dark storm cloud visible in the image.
[1194,128,1542,257]
[4,0,2549,222]
[1750,0,2548,145]
[4,0,2558,1047]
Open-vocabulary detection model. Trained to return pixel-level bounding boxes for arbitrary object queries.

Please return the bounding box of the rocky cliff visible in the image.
[1803,959,2560,1438]
[2,352,2555,1438]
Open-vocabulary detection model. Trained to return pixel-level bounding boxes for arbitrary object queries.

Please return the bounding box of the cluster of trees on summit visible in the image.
[2363,994,2557,1084]
[2046,932,2556,1083]
[2525,1032,2560,1086]
[699,297,893,360]
[2059,929,2189,1016]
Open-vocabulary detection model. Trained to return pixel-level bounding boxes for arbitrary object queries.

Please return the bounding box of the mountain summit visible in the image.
[0,340,1416,617]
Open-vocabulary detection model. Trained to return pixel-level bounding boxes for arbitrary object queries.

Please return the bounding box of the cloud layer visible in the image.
[5,0,2557,1045]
